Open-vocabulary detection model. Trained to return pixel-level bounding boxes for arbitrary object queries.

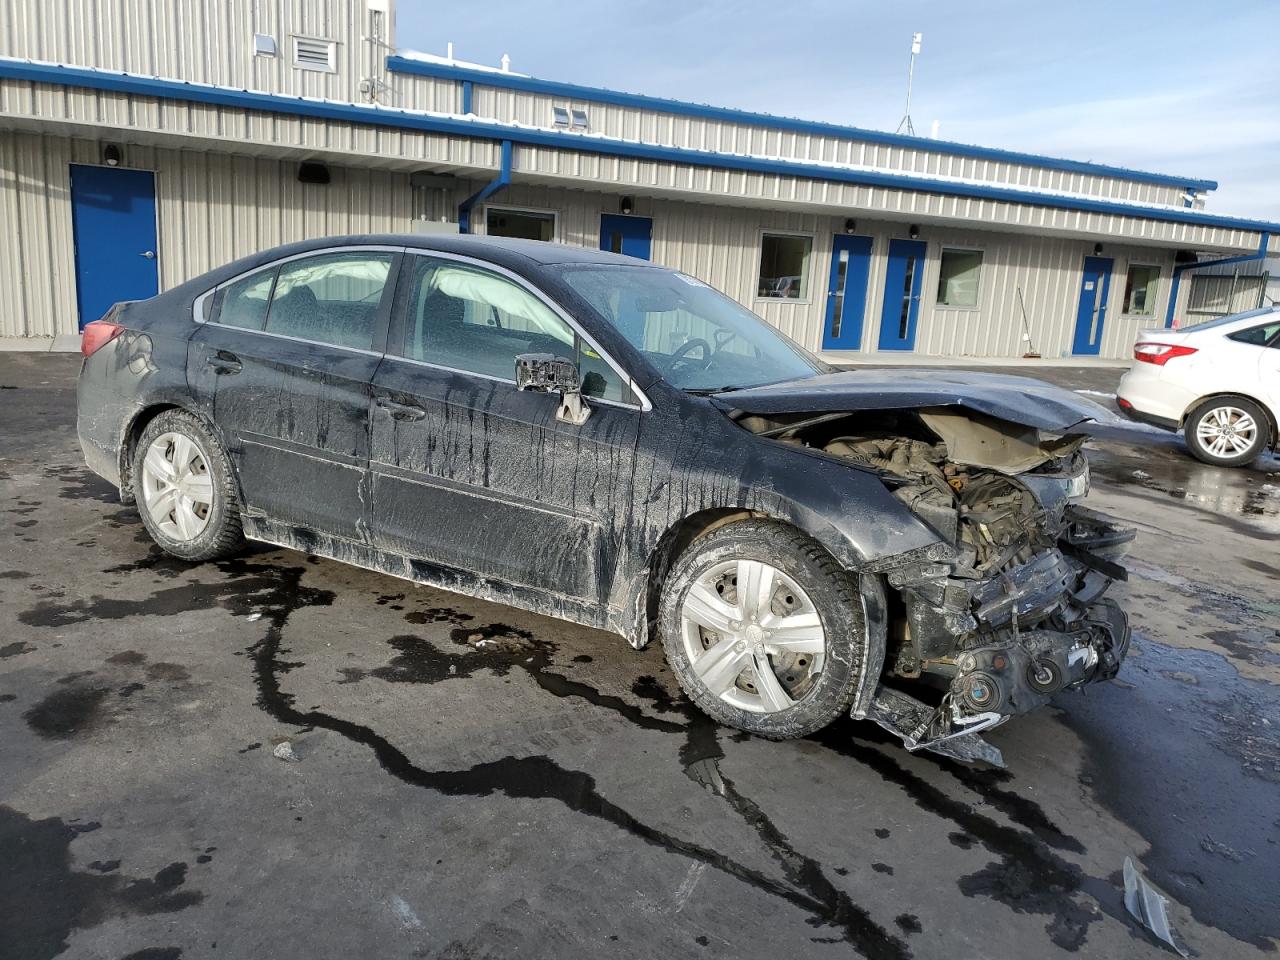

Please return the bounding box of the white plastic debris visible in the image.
[272,741,300,762]
[246,612,262,622]
[1132,470,1151,480]
[1123,856,1188,956]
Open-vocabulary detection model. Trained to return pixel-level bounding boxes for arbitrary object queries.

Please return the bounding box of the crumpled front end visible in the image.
[733,403,1135,764]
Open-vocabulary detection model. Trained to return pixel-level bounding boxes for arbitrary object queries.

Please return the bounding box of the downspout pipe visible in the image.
[1164,232,1270,328]
[458,139,512,234]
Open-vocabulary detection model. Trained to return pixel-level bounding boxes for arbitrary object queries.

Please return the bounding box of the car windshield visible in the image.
[1178,306,1278,334]
[554,264,825,392]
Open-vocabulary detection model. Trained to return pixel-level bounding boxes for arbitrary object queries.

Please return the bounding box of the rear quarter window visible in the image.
[1227,321,1280,347]
[214,267,277,330]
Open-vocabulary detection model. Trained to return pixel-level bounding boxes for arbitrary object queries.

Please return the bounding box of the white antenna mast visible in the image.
[895,32,922,136]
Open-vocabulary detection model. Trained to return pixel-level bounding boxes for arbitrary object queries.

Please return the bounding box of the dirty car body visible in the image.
[76,234,1133,761]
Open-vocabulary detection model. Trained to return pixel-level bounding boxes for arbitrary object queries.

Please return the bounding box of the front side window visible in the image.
[936,249,983,307]
[264,251,394,350]
[486,208,555,242]
[557,264,824,392]
[757,234,812,299]
[216,267,276,330]
[400,256,628,402]
[1122,264,1160,316]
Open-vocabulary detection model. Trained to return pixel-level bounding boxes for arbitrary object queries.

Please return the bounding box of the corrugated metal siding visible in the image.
[510,144,1260,253]
[409,78,1192,208]
[0,76,502,171]
[0,131,77,337]
[0,128,417,338]
[0,0,383,104]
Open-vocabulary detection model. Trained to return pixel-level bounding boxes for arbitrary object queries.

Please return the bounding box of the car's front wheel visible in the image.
[1184,397,1270,467]
[132,409,246,561]
[658,519,867,740]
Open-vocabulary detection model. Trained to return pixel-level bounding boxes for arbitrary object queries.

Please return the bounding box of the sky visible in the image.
[396,0,1280,220]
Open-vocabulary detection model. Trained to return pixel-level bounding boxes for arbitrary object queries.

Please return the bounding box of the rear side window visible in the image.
[263,251,394,350]
[1227,321,1280,347]
[216,267,276,330]
[399,256,629,402]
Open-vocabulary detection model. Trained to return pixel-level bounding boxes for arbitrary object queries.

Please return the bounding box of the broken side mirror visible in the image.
[515,353,591,426]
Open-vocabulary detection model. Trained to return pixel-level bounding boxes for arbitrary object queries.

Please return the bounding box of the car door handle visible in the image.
[374,395,426,422]
[206,351,241,375]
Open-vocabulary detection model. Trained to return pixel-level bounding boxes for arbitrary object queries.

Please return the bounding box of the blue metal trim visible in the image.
[1163,233,1271,328]
[10,59,1280,235]
[458,139,512,233]
[461,79,473,115]
[387,55,1218,193]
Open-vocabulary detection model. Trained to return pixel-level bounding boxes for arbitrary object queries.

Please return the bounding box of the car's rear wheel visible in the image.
[1184,397,1270,467]
[658,519,866,740]
[132,409,245,561]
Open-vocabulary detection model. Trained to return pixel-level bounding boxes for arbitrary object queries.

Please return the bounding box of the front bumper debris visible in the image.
[862,508,1135,763]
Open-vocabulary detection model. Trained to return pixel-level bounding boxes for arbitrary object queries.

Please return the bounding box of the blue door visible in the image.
[69,164,159,329]
[821,235,873,350]
[599,214,652,260]
[1072,256,1113,356]
[877,238,927,351]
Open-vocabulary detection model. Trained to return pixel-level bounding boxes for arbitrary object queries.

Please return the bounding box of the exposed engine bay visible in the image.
[735,405,1135,765]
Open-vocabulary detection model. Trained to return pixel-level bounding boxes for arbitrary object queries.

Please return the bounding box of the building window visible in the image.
[757,233,811,299]
[552,106,570,127]
[936,249,983,307]
[486,208,555,242]
[292,37,336,73]
[1122,264,1160,316]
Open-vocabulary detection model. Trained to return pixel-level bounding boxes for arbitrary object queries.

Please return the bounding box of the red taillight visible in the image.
[1134,342,1197,366]
[81,319,124,357]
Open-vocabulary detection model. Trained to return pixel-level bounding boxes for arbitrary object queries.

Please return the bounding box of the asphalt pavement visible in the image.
[2,353,1278,960]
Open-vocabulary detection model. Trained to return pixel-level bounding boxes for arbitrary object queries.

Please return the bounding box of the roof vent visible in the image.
[293,37,336,73]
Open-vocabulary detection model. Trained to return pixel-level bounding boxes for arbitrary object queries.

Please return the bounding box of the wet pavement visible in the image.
[2,353,1278,960]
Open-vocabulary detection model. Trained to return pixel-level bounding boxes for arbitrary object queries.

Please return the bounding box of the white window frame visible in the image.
[1121,261,1162,318]
[754,229,816,305]
[934,246,984,311]
[291,35,338,74]
[482,205,559,242]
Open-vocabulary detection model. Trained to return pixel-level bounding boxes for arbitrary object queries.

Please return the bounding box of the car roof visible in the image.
[1177,305,1280,336]
[271,233,659,269]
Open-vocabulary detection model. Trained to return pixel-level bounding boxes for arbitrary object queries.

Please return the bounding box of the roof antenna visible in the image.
[895,32,922,136]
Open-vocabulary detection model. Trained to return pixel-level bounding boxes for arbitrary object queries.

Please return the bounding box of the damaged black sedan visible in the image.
[77,234,1133,762]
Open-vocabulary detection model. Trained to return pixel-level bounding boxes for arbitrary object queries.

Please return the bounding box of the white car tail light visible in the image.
[1134,342,1198,366]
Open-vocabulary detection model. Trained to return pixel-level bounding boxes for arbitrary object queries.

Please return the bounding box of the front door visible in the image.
[188,247,401,541]
[600,214,653,260]
[1072,256,1114,356]
[69,164,159,329]
[821,235,873,350]
[370,252,642,610]
[877,238,927,351]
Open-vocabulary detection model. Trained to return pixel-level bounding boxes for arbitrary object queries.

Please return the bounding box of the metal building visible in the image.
[1,0,1275,358]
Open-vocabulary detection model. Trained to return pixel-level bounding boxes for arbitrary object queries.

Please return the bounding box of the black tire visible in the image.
[658,518,866,740]
[1183,396,1270,467]
[131,409,246,562]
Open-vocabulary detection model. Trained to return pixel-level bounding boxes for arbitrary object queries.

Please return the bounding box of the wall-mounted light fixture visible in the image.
[102,144,122,167]
[1093,242,1104,256]
[620,196,634,215]
[908,224,920,240]
[298,161,331,185]
[844,218,857,234]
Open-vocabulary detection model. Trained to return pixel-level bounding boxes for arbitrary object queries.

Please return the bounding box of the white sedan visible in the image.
[1117,306,1280,466]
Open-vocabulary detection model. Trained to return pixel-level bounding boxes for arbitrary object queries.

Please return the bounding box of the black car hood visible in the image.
[712,369,1118,432]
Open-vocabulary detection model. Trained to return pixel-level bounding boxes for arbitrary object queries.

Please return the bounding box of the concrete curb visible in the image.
[0,336,81,353]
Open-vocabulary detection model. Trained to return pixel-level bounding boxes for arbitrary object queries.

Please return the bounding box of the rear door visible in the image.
[188,246,402,541]
[369,252,643,609]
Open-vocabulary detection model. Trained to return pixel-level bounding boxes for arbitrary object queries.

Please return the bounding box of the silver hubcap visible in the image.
[140,431,214,541]
[1197,406,1257,458]
[679,559,826,714]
